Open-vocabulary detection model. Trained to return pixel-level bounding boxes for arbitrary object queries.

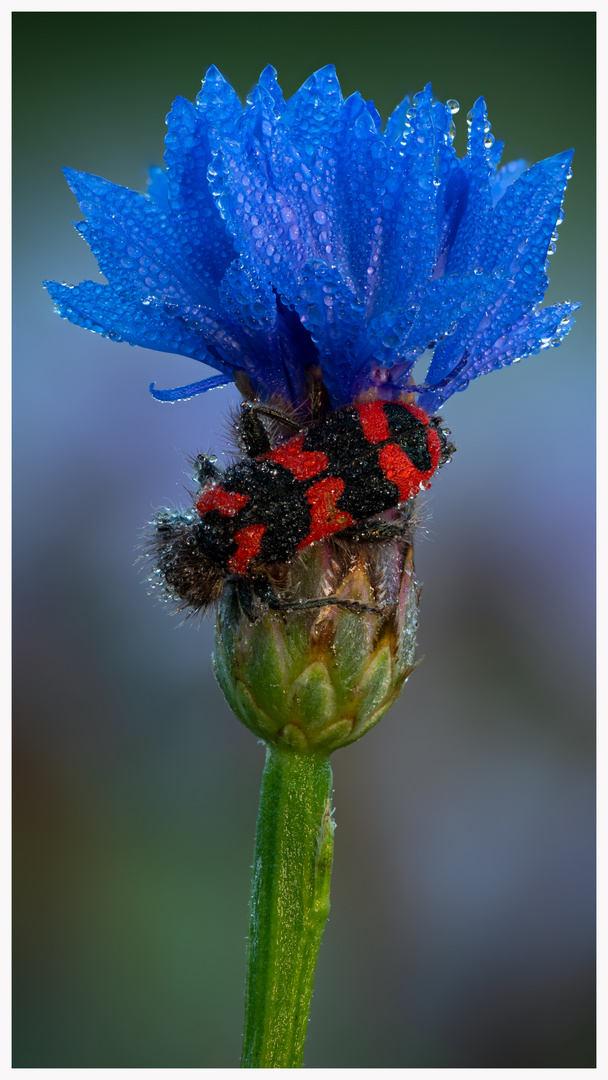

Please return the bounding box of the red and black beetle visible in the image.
[151,398,454,618]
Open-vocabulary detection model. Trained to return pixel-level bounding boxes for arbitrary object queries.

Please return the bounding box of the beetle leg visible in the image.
[235,401,273,456]
[248,403,301,431]
[251,574,380,615]
[236,401,301,457]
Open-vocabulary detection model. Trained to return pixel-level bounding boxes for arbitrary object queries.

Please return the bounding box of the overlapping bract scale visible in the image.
[45,65,577,410]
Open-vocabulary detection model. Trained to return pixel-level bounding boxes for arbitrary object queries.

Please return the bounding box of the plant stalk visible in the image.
[241,744,334,1068]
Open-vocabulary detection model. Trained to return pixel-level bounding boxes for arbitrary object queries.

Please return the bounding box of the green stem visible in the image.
[241,744,334,1068]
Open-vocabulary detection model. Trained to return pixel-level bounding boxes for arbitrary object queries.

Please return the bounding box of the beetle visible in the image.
[150,397,454,619]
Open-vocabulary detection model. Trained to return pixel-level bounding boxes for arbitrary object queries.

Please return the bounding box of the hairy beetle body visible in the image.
[151,400,452,615]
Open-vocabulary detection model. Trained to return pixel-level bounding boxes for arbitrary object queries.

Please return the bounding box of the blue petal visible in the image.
[287,260,366,406]
[488,139,504,172]
[195,64,243,132]
[383,93,410,144]
[327,92,389,299]
[491,157,527,205]
[164,82,239,292]
[147,166,170,211]
[445,96,494,275]
[211,96,354,317]
[64,167,215,309]
[374,86,451,311]
[149,373,233,401]
[365,99,382,132]
[368,273,496,370]
[486,150,573,278]
[255,64,286,116]
[282,65,343,163]
[218,258,277,334]
[418,301,580,412]
[44,279,227,365]
[424,150,573,394]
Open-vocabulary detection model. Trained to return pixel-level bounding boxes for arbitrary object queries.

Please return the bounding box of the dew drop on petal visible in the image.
[280,205,296,224]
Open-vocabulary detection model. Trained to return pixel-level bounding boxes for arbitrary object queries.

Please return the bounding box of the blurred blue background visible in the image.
[13,12,595,1067]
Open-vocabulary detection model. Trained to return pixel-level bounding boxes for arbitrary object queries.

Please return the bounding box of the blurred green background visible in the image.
[13,11,595,1068]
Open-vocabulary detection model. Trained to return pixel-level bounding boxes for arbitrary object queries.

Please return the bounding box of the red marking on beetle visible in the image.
[196,486,249,518]
[377,419,440,500]
[356,402,391,443]
[227,523,266,575]
[378,444,422,501]
[402,402,430,425]
[265,434,329,481]
[297,477,355,549]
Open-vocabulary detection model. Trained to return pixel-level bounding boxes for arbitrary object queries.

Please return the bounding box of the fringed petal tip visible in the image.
[149,374,233,402]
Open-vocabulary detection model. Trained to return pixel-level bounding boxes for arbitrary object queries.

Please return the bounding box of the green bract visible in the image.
[213,539,419,752]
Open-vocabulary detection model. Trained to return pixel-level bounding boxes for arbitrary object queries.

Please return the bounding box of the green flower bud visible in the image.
[213,538,420,753]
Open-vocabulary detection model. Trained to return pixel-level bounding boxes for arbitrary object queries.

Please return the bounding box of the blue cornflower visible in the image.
[45,64,578,414]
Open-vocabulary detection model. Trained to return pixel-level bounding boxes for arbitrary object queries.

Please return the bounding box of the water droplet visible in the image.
[473,266,483,275]
[313,210,328,225]
[466,109,474,125]
[446,99,460,114]
[484,134,495,149]
[280,205,296,224]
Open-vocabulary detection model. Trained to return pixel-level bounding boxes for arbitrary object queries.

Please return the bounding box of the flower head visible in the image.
[45,65,578,414]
